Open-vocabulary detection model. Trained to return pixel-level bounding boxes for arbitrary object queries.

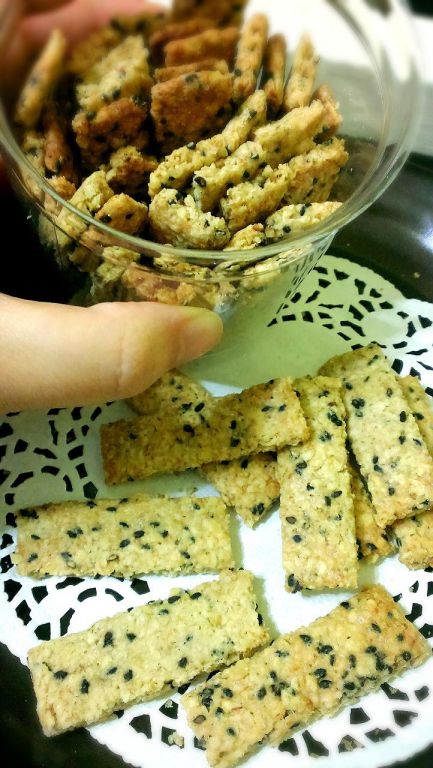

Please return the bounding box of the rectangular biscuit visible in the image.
[192,141,266,212]
[182,585,430,768]
[278,376,358,592]
[225,223,266,250]
[263,34,287,117]
[149,190,231,249]
[96,194,148,235]
[284,35,318,112]
[101,377,309,485]
[129,369,212,417]
[106,146,158,195]
[253,100,327,166]
[55,171,113,249]
[313,84,342,140]
[76,36,152,114]
[400,376,433,454]
[151,70,234,153]
[265,202,342,242]
[149,18,216,63]
[28,570,269,736]
[220,164,292,232]
[43,102,77,184]
[320,345,433,528]
[350,464,395,563]
[148,91,267,198]
[154,59,229,83]
[173,0,248,27]
[72,97,149,169]
[15,29,67,128]
[67,26,122,77]
[282,138,348,204]
[203,454,279,527]
[130,372,277,526]
[233,14,269,103]
[393,376,433,569]
[164,27,239,67]
[222,90,268,154]
[14,495,233,577]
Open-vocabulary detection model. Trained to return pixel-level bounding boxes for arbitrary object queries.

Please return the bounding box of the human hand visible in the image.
[0,0,223,413]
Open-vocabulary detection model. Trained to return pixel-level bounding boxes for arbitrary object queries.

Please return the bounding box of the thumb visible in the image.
[0,295,223,411]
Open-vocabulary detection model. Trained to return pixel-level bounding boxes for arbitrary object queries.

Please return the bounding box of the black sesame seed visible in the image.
[371,623,381,633]
[222,688,233,698]
[104,632,114,647]
[257,687,267,699]
[183,424,195,434]
[314,668,327,678]
[402,651,412,661]
[168,595,181,604]
[295,461,307,475]
[107,667,117,675]
[400,411,407,422]
[300,634,312,644]
[190,592,202,600]
[327,411,343,426]
[293,535,302,543]
[318,679,332,688]
[134,530,144,539]
[120,539,130,548]
[341,601,350,609]
[286,516,296,524]
[126,633,136,642]
[178,657,188,668]
[54,670,68,680]
[124,670,133,681]
[227,728,236,736]
[81,679,90,694]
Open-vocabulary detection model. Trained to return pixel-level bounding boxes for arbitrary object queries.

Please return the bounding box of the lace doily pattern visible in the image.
[1,255,433,768]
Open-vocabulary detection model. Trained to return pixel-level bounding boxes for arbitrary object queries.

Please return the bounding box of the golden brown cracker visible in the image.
[154,59,229,83]
[106,146,158,195]
[285,35,318,112]
[313,84,342,140]
[173,0,248,27]
[164,27,239,67]
[151,70,233,153]
[150,18,216,63]
[15,29,67,129]
[73,98,149,169]
[263,34,287,116]
[149,190,230,249]
[233,14,269,104]
[265,202,342,242]
[43,102,76,184]
[95,194,148,235]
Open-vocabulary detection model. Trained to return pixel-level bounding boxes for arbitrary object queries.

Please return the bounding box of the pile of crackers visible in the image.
[13,0,349,308]
[13,343,433,762]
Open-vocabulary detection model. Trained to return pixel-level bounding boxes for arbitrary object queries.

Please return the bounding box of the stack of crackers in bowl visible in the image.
[13,0,349,310]
[13,343,433,766]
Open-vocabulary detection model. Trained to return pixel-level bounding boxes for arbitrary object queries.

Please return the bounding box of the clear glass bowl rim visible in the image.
[0,0,423,266]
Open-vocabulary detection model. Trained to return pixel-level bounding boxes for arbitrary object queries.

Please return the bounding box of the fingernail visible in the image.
[178,307,223,364]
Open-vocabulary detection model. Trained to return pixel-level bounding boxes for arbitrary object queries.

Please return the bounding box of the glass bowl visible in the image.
[0,0,422,326]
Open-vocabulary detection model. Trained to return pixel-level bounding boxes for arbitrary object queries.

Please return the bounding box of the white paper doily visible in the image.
[1,254,433,768]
